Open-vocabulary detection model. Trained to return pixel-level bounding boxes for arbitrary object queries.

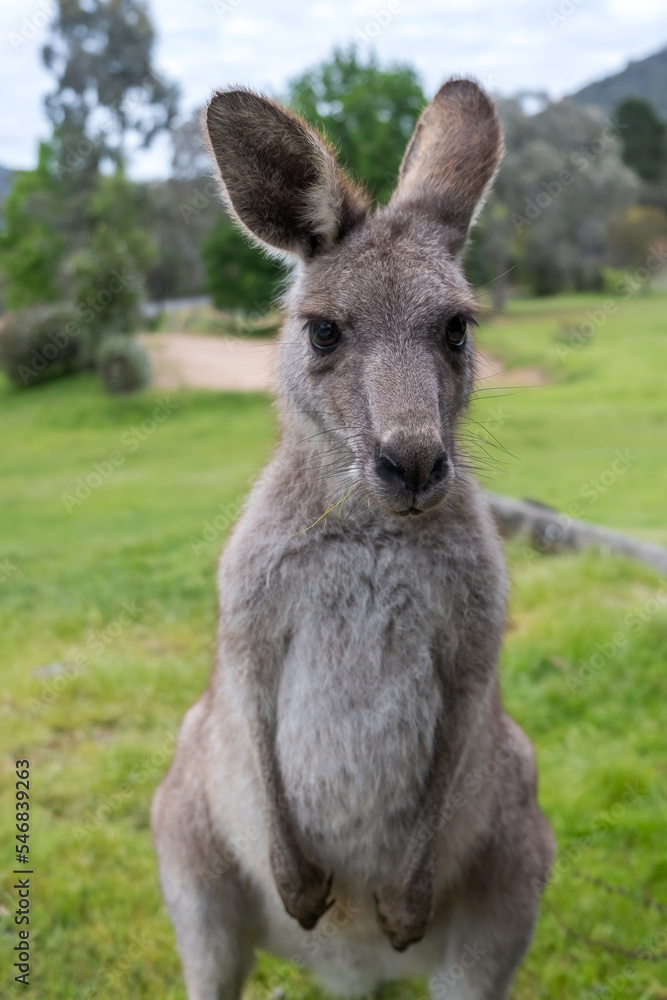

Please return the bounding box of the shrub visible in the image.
[69,172,156,359]
[0,303,84,387]
[607,205,667,271]
[201,217,283,311]
[96,335,151,395]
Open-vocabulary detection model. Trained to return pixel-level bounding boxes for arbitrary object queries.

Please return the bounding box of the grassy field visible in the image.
[1,291,666,999]
[471,291,667,543]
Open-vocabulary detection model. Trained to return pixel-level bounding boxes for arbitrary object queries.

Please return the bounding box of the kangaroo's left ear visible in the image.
[205,89,370,261]
[390,79,503,256]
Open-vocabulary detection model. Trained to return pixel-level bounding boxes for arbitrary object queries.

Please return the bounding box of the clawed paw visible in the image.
[374,882,431,952]
[281,863,335,930]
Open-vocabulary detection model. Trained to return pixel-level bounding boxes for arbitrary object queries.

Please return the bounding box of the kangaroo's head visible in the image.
[206,79,502,518]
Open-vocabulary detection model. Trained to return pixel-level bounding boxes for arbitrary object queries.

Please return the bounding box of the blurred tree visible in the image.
[137,108,221,301]
[68,170,155,357]
[0,144,64,310]
[289,47,425,203]
[140,179,212,300]
[607,205,667,270]
[43,0,179,193]
[0,0,172,390]
[615,97,667,182]
[171,108,211,180]
[201,218,283,311]
[471,97,639,302]
[1,0,177,329]
[41,0,178,305]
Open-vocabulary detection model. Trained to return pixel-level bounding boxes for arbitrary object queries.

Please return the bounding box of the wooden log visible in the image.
[487,493,667,575]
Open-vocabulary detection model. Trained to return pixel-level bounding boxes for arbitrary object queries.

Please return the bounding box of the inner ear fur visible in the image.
[391,79,503,254]
[205,89,370,259]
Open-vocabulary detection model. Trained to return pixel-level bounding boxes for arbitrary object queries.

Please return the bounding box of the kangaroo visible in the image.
[151,79,555,1000]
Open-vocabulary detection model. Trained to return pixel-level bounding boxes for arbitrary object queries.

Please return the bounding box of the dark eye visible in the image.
[308,319,340,351]
[445,315,468,349]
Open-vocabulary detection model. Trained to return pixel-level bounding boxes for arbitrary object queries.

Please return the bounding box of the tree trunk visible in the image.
[487,493,667,575]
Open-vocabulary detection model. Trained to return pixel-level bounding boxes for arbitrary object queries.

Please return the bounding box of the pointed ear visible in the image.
[205,90,370,260]
[390,79,503,255]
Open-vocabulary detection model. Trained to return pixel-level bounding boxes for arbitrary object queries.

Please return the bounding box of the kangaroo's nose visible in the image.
[375,444,448,494]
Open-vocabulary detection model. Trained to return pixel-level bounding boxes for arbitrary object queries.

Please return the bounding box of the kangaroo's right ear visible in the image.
[205,90,370,261]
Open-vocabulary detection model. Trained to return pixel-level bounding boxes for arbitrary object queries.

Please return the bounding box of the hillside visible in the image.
[571,45,667,119]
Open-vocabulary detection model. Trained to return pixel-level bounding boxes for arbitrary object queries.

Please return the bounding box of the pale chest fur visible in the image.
[272,532,464,884]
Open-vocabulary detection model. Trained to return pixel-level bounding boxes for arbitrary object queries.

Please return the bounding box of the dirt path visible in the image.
[474,351,544,389]
[138,333,276,391]
[140,332,543,392]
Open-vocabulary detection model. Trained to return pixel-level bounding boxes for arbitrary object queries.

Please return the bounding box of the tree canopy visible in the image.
[44,0,179,180]
[289,47,425,203]
[0,144,64,310]
[615,97,666,182]
[470,97,641,302]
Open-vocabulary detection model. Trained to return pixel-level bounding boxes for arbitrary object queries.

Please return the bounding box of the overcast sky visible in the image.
[1,0,666,178]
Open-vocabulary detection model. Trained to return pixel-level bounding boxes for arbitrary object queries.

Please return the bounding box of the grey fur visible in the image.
[152,79,555,1000]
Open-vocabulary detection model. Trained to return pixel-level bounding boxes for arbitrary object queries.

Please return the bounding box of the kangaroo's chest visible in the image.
[275,539,456,880]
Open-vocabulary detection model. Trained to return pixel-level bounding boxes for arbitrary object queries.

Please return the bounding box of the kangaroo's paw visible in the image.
[278,861,334,931]
[374,879,432,952]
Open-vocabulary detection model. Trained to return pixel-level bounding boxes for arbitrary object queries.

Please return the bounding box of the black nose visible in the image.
[375,446,448,494]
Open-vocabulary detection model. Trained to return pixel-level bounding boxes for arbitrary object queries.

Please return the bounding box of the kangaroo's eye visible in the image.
[444,315,468,349]
[308,320,340,351]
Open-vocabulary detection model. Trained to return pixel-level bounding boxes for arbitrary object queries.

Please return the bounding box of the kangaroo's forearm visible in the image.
[240,657,335,929]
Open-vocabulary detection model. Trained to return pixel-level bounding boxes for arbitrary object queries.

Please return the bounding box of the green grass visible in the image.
[1,291,666,999]
[472,290,667,542]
